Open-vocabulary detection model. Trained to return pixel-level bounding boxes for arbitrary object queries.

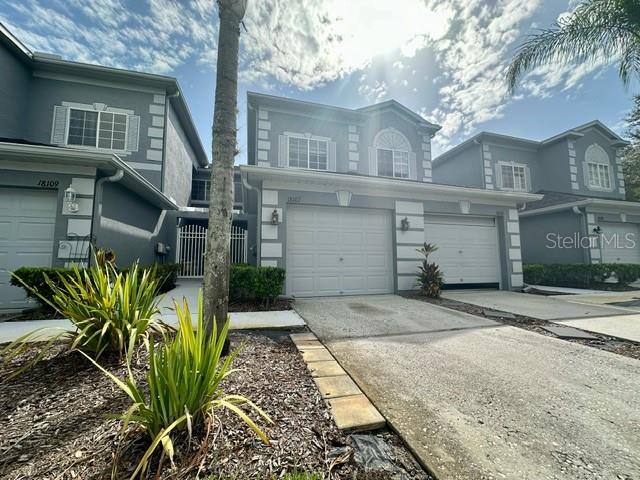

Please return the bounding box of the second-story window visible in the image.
[288,136,328,170]
[68,109,127,150]
[500,163,527,191]
[377,148,409,179]
[191,179,210,201]
[585,144,612,191]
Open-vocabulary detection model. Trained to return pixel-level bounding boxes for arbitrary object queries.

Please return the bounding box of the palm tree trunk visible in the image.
[203,0,247,348]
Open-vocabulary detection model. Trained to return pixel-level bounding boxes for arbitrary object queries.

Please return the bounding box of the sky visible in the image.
[1,0,637,163]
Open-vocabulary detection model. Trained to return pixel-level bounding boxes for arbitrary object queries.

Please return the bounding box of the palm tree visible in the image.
[203,0,247,349]
[507,0,640,93]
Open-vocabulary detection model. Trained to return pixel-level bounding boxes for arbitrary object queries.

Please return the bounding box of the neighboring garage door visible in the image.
[286,205,393,297]
[600,222,640,263]
[0,188,57,310]
[424,215,500,286]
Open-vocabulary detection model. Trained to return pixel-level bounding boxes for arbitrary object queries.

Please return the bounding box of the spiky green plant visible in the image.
[507,0,640,93]
[84,292,272,479]
[416,242,444,298]
[1,256,163,380]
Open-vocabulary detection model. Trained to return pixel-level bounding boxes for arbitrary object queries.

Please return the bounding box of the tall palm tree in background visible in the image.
[507,0,640,93]
[203,0,247,350]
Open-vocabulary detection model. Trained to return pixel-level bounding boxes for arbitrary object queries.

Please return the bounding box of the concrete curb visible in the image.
[290,332,386,432]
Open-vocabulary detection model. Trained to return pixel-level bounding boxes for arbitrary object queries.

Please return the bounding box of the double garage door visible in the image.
[0,188,57,309]
[285,206,500,297]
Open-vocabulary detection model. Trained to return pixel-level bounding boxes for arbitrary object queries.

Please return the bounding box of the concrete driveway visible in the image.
[442,289,633,320]
[295,295,640,480]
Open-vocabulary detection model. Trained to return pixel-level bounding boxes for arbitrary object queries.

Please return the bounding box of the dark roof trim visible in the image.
[435,121,629,165]
[247,91,442,132]
[0,142,178,210]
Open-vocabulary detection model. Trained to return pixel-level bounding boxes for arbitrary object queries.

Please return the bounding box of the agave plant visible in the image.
[84,292,272,479]
[1,253,163,380]
[416,242,444,298]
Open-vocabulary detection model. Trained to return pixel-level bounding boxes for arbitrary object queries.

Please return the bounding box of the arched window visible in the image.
[584,144,611,190]
[374,128,411,179]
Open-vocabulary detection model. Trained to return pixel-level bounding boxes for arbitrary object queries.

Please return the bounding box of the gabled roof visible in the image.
[357,99,441,131]
[434,120,629,165]
[0,22,208,167]
[247,92,441,132]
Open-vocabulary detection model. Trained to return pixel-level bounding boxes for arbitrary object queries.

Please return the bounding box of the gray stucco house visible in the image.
[433,121,639,267]
[0,24,208,309]
[238,92,540,297]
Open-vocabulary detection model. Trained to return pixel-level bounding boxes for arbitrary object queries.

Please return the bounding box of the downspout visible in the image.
[572,206,590,264]
[89,167,124,263]
[242,172,259,263]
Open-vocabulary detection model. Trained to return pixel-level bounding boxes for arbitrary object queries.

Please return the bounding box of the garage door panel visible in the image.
[425,216,499,285]
[17,222,55,241]
[287,205,392,297]
[0,188,57,309]
[600,222,640,264]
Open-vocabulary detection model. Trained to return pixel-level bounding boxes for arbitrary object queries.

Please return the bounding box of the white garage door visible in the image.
[286,205,393,297]
[0,188,57,310]
[424,215,500,285]
[600,222,640,263]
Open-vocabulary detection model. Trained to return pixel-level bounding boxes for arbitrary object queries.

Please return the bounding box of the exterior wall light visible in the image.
[592,225,602,234]
[64,187,79,213]
[271,209,279,225]
[400,217,410,231]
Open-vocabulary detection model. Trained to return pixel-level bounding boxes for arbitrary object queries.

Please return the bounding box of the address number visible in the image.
[38,180,59,188]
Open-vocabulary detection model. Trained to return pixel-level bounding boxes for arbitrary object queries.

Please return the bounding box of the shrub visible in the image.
[523,263,640,288]
[11,262,180,308]
[416,242,444,298]
[2,259,164,380]
[84,293,272,479]
[230,264,286,305]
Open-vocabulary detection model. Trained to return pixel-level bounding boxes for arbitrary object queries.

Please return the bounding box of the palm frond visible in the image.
[507,0,640,92]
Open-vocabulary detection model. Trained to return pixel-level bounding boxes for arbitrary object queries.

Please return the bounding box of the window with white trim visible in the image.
[377,148,409,179]
[287,136,328,170]
[67,108,127,150]
[585,144,611,190]
[191,179,210,201]
[499,163,528,191]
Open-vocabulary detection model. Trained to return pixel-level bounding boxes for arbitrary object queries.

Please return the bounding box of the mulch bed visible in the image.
[408,294,640,361]
[229,298,293,312]
[0,332,428,479]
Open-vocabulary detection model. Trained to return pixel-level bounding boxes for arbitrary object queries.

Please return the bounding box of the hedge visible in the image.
[229,264,286,304]
[523,263,640,288]
[11,263,180,307]
[11,263,285,308]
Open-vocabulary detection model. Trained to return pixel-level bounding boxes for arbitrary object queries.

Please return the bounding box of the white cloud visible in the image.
[358,75,388,103]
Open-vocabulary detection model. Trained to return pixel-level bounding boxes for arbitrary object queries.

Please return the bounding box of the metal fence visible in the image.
[177,224,247,277]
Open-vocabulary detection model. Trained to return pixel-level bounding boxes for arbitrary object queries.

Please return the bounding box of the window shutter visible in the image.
[328,141,337,171]
[583,161,590,187]
[50,105,69,145]
[369,147,377,176]
[525,165,532,191]
[409,151,417,180]
[126,115,140,152]
[278,135,288,167]
[495,164,503,189]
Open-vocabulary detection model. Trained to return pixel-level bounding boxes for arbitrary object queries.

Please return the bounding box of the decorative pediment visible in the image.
[374,128,411,151]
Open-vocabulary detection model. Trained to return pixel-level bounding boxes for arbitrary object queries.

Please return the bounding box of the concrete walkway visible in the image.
[295,295,640,480]
[556,315,640,343]
[0,279,305,343]
[442,289,633,320]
